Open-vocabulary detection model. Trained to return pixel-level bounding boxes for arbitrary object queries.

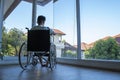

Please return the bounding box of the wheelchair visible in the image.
[18,28,56,70]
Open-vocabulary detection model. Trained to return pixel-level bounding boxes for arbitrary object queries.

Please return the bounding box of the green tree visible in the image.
[62,50,77,58]
[2,26,9,55]
[7,28,25,56]
[87,37,120,60]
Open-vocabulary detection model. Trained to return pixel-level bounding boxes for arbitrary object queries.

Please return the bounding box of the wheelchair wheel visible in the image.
[18,42,33,69]
[49,44,56,70]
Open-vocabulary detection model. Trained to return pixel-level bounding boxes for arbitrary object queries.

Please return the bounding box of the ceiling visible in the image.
[23,0,52,6]
[3,0,56,20]
[3,0,21,20]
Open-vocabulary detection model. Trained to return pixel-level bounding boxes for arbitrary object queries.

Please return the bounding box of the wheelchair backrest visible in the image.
[27,30,50,52]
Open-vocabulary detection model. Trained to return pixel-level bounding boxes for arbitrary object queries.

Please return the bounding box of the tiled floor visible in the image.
[0,64,120,80]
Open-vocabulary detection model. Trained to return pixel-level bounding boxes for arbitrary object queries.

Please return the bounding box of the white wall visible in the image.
[56,48,61,57]
[54,34,65,57]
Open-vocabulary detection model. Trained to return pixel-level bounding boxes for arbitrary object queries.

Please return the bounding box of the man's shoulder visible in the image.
[31,26,50,30]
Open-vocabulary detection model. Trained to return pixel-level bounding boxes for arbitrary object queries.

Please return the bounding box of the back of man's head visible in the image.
[37,15,46,25]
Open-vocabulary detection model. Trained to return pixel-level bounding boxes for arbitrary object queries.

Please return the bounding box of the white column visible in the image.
[0,0,4,51]
[76,0,81,59]
[32,0,37,27]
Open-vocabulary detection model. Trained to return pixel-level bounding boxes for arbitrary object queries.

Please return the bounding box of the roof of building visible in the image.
[81,42,89,50]
[81,33,120,50]
[113,34,120,38]
[64,42,77,51]
[53,29,66,35]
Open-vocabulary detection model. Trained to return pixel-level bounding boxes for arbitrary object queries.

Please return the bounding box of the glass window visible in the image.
[54,0,77,58]
[81,0,120,60]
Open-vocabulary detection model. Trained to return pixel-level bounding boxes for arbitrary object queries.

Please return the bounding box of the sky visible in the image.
[80,0,120,43]
[4,0,120,45]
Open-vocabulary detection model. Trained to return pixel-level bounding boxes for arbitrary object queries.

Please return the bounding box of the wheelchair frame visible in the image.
[18,28,56,70]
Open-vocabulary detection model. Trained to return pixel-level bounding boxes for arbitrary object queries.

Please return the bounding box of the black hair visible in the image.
[37,15,46,25]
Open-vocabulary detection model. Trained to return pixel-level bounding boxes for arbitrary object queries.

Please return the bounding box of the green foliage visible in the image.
[2,27,9,54]
[62,50,77,58]
[2,27,26,56]
[7,44,15,56]
[8,28,25,55]
[87,37,120,60]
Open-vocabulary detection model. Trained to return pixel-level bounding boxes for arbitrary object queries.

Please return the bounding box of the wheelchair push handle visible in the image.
[25,27,29,31]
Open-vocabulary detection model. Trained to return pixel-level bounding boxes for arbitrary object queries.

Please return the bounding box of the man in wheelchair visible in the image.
[31,15,55,67]
[18,15,56,70]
